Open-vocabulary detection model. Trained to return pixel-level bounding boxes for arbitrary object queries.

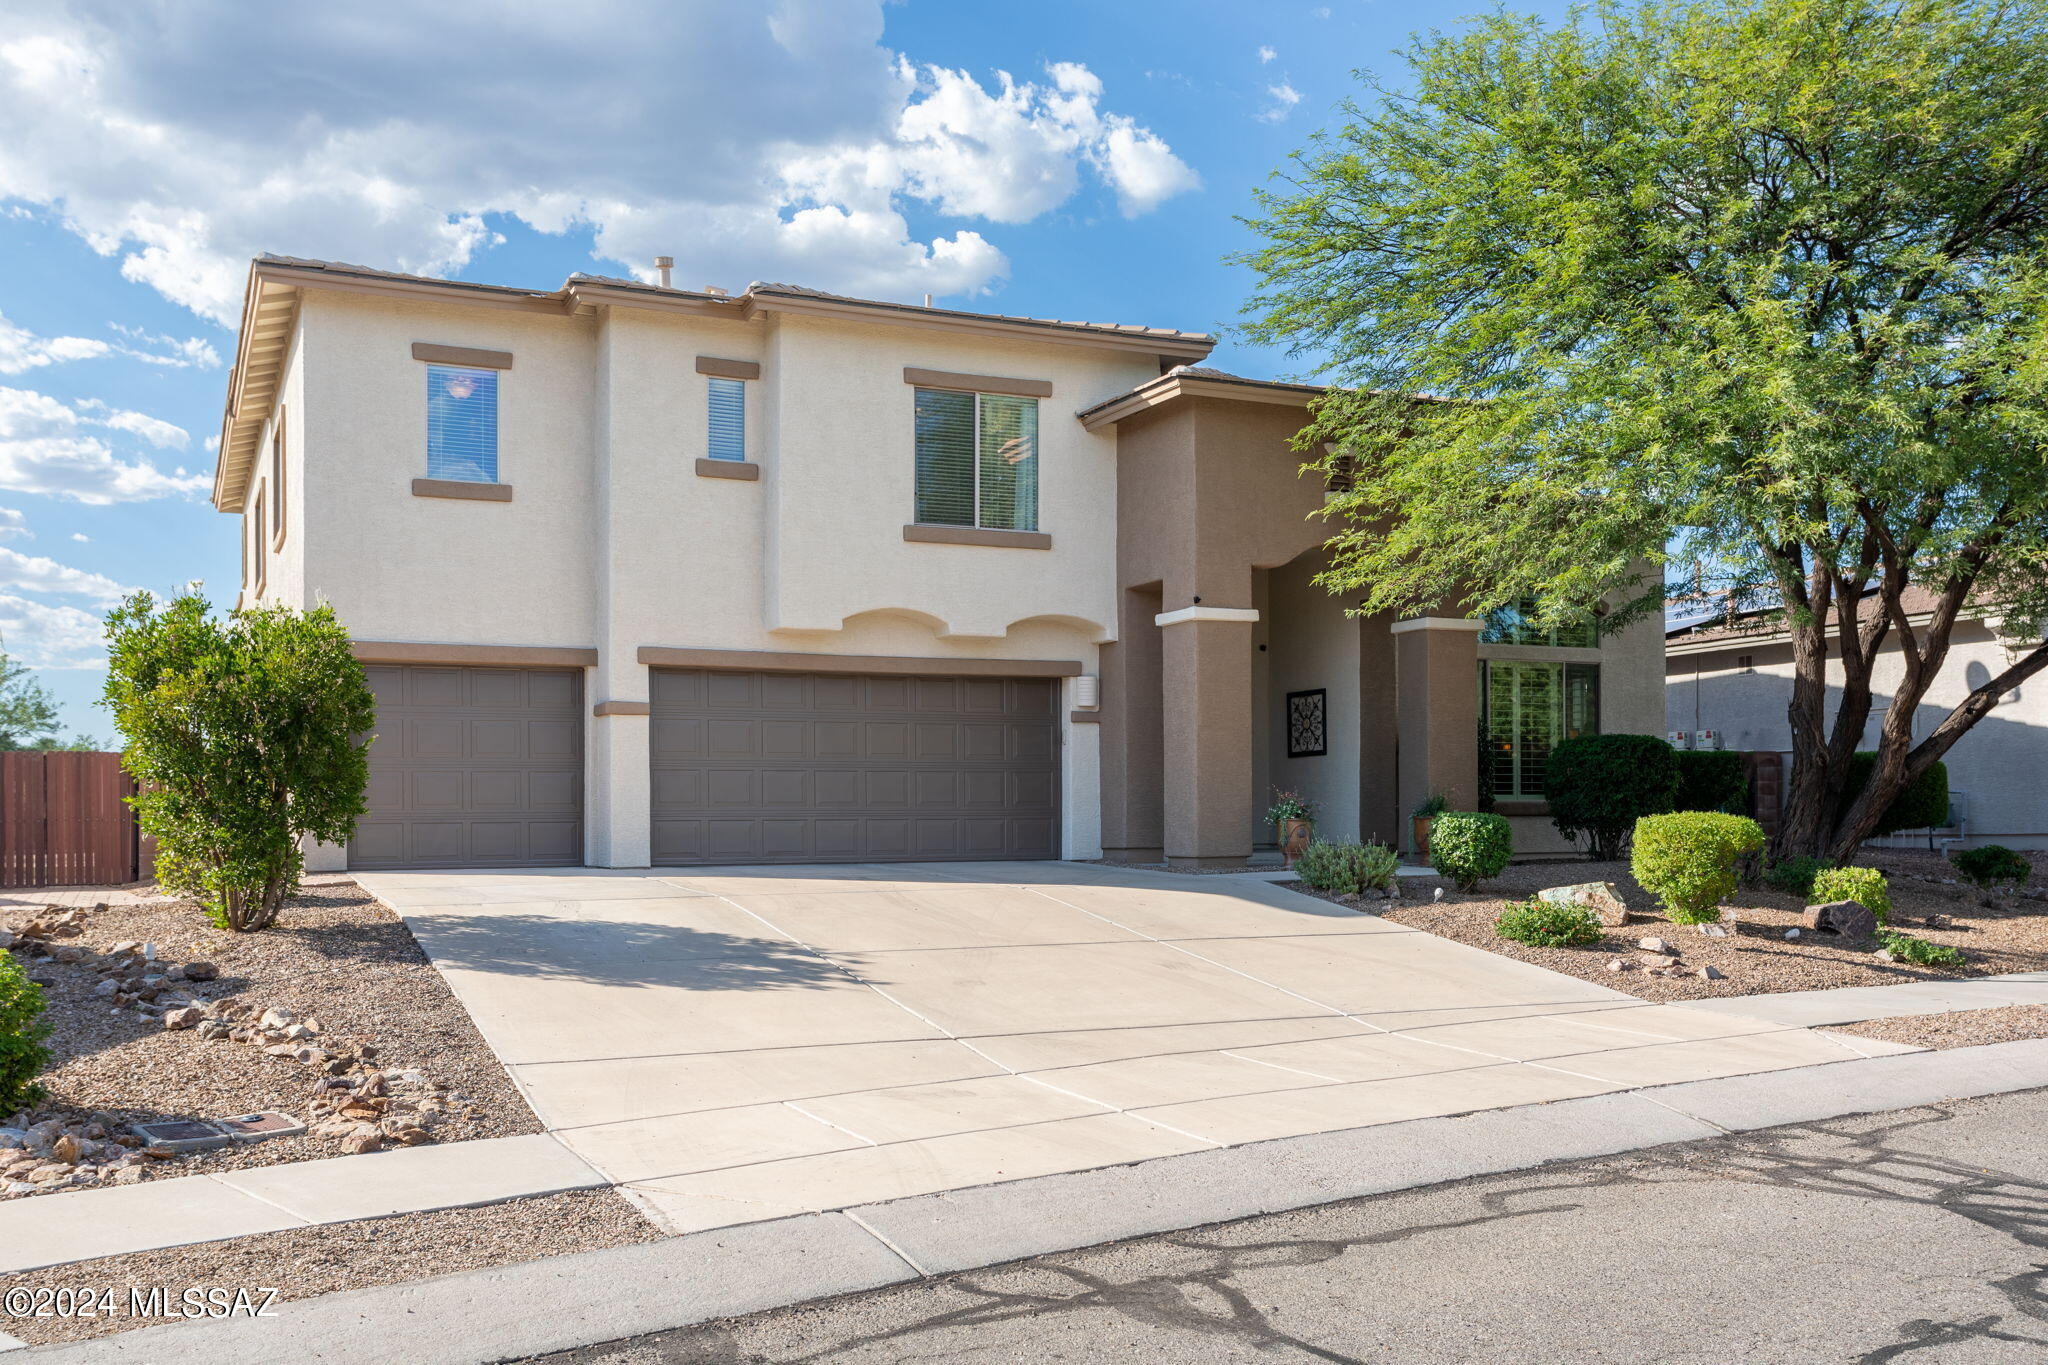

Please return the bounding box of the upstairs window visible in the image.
[706,376,747,462]
[913,388,1038,532]
[1480,597,1597,647]
[270,408,287,540]
[426,364,499,482]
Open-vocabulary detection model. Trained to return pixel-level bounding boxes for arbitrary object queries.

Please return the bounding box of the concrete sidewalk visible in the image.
[20,1037,2048,1365]
[1680,969,2048,1026]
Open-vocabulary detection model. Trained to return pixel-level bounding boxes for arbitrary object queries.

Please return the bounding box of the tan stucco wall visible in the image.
[1668,621,2048,847]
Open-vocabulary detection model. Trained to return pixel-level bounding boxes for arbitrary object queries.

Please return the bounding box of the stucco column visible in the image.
[1099,585,1165,860]
[585,682,651,867]
[1158,606,1258,867]
[1393,617,1482,850]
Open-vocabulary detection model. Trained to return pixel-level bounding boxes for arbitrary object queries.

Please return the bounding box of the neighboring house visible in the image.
[215,255,1666,871]
[1666,588,2048,848]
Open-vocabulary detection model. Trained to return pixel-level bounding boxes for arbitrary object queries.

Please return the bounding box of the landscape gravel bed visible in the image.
[0,1187,662,1346]
[1826,1004,2048,1051]
[1,880,539,1197]
[1302,858,2048,1002]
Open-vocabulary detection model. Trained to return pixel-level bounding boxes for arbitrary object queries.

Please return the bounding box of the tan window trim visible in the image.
[270,406,287,547]
[902,523,1051,550]
[591,700,652,717]
[351,641,599,667]
[902,367,1051,399]
[252,487,267,596]
[637,645,1081,678]
[412,342,513,369]
[695,459,759,481]
[413,478,514,502]
[695,356,761,380]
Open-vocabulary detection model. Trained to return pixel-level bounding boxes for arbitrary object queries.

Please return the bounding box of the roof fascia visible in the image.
[748,291,1214,361]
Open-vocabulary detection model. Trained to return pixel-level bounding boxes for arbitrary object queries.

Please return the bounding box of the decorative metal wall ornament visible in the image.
[1285,688,1327,758]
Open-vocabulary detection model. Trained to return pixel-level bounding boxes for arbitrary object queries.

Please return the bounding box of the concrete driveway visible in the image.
[356,861,1915,1234]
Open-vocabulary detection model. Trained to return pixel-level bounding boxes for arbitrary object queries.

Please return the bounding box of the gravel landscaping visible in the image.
[0,1187,662,1346]
[1827,1004,2048,1050]
[2,879,540,1199]
[1301,857,2048,1002]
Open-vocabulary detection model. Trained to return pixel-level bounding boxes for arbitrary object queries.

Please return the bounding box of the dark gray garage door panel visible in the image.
[650,669,1059,864]
[352,665,584,869]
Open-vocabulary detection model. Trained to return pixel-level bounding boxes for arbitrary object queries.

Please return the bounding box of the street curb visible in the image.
[19,1038,2048,1364]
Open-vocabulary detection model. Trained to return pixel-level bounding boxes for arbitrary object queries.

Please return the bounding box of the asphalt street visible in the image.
[527,1087,2048,1363]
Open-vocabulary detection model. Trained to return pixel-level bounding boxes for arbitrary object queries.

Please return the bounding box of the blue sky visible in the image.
[0,0,1571,739]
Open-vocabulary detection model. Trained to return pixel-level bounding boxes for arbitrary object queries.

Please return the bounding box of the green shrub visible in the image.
[1630,811,1767,925]
[1765,855,1829,898]
[1430,811,1513,891]
[1810,866,1891,925]
[1296,839,1400,895]
[1838,753,1951,836]
[1877,931,1965,969]
[1494,899,1603,947]
[0,950,50,1116]
[1951,844,2031,888]
[1544,734,1680,861]
[1674,750,1748,814]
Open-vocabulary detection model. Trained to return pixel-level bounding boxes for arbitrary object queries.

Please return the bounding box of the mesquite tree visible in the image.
[103,592,375,931]
[1240,0,2048,861]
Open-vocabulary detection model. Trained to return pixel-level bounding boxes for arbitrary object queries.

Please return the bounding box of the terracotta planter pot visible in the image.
[1412,815,1434,861]
[1279,818,1314,868]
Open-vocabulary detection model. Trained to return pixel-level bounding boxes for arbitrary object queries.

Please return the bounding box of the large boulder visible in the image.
[1538,882,1632,927]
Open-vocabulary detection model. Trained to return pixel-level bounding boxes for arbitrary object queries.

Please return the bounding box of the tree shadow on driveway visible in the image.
[400,911,860,992]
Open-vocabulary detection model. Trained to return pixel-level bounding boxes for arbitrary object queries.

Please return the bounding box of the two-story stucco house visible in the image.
[214,255,1665,872]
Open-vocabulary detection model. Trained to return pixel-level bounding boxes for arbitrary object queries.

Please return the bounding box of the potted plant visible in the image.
[1411,793,1448,860]
[1265,789,1316,867]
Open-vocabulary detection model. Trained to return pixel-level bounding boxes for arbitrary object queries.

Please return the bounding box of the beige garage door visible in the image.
[351,664,584,870]
[649,668,1060,865]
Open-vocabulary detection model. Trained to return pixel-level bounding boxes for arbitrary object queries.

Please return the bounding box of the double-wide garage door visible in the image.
[352,664,584,870]
[650,667,1060,864]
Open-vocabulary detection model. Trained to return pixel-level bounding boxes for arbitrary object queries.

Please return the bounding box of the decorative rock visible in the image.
[1875,948,1897,962]
[196,1022,230,1041]
[1537,882,1632,927]
[259,1007,296,1030]
[1636,937,1678,955]
[340,1131,383,1155]
[50,1134,82,1164]
[1805,899,1879,941]
[162,1006,205,1030]
[1638,951,1681,968]
[1699,924,1730,938]
[291,1046,330,1066]
[1699,965,1727,980]
[93,978,119,997]
[1785,927,1802,939]
[284,1024,314,1040]
[182,961,218,982]
[1433,886,1445,902]
[0,929,14,949]
[1606,958,1633,972]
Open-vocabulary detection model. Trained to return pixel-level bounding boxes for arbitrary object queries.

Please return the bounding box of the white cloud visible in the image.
[70,532,88,542]
[74,399,189,449]
[0,5,1198,319]
[0,386,210,504]
[1259,45,1278,63]
[0,508,25,539]
[0,545,130,605]
[0,592,106,668]
[1260,82,1303,123]
[0,310,220,374]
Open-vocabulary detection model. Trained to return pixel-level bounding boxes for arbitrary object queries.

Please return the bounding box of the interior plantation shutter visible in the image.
[706,376,746,461]
[425,364,499,482]
[914,388,976,525]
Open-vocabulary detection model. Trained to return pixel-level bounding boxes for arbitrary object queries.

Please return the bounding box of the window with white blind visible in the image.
[913,388,1038,531]
[1481,660,1600,798]
[707,376,746,462]
[425,364,499,482]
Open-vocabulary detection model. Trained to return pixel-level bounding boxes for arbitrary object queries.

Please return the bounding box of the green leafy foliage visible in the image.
[1295,839,1401,895]
[102,592,377,933]
[1429,811,1513,892]
[1811,866,1892,925]
[1544,734,1679,861]
[1839,755,1950,836]
[1877,931,1965,968]
[0,639,94,751]
[1765,856,1829,898]
[1265,788,1314,825]
[1494,899,1603,948]
[1631,812,1767,925]
[1238,0,2048,863]
[1412,793,1449,819]
[1951,844,2032,887]
[0,950,50,1116]
[1674,751,1748,814]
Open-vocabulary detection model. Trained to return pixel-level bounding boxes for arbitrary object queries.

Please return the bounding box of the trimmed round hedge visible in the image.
[1430,811,1513,891]
[1545,734,1679,861]
[1630,811,1766,925]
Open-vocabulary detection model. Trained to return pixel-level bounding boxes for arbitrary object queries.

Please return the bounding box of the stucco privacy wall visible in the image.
[1669,622,2048,847]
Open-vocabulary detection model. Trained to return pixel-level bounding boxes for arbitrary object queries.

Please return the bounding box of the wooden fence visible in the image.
[0,751,146,888]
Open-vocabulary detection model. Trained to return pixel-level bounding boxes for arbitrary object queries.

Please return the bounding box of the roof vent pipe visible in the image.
[923,293,934,308]
[654,256,673,289]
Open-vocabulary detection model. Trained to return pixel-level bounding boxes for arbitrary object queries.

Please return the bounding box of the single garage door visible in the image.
[650,668,1059,864]
[352,664,584,870]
